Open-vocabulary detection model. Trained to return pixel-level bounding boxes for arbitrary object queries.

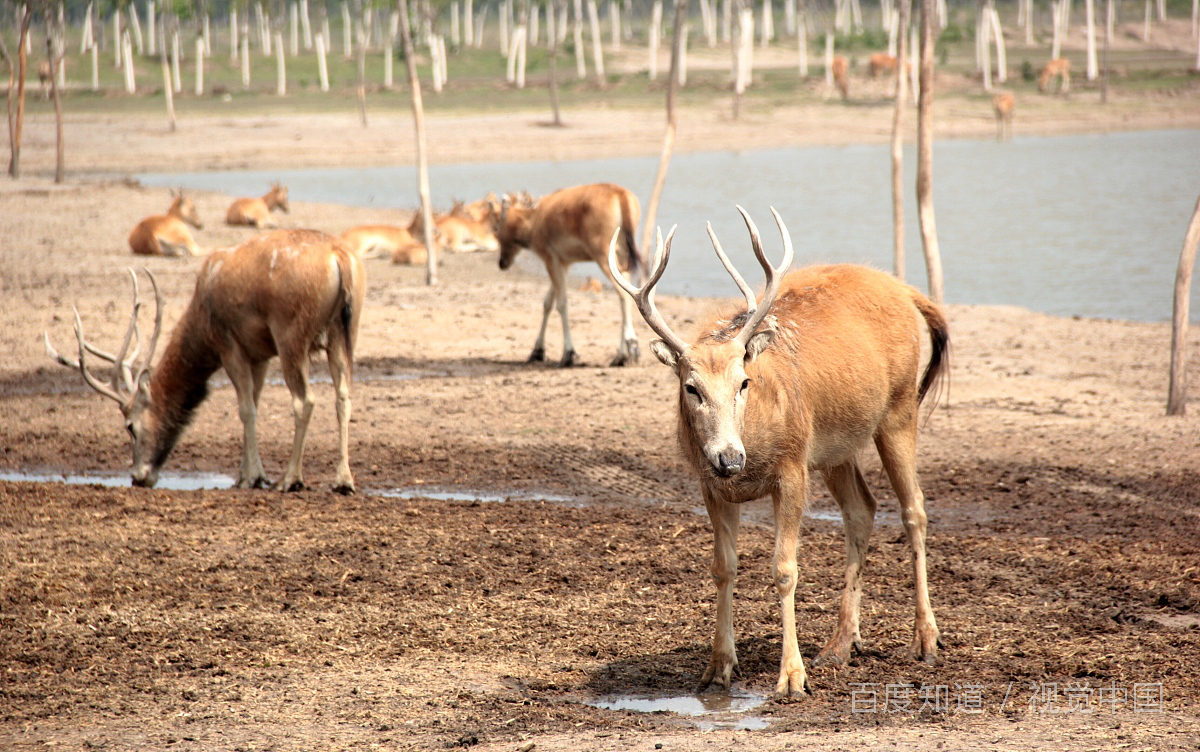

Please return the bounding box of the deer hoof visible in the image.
[527,347,546,363]
[559,351,578,368]
[332,482,355,496]
[277,479,305,493]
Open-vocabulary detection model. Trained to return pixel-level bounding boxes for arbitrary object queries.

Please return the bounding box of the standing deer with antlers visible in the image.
[609,208,948,698]
[46,230,366,493]
[226,182,291,228]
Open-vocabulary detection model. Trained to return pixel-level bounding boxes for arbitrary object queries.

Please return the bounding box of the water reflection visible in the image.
[590,688,769,730]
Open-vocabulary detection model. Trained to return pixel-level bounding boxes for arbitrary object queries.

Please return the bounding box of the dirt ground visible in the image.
[3,75,1200,750]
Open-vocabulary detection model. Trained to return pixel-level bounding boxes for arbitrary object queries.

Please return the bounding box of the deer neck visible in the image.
[146,313,221,468]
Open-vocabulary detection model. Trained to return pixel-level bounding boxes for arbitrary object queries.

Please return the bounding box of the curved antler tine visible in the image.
[706,221,756,312]
[72,308,126,403]
[733,206,795,347]
[45,330,79,369]
[110,269,142,392]
[607,226,689,355]
[132,269,164,387]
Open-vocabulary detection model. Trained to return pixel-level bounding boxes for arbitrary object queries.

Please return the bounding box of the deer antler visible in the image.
[132,269,164,389]
[607,225,689,355]
[706,207,795,348]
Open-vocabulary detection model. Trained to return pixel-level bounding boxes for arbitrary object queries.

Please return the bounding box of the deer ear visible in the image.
[744,330,775,364]
[649,339,679,368]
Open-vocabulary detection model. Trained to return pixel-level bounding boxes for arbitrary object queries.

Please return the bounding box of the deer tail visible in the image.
[912,292,950,408]
[334,247,362,376]
[620,191,644,285]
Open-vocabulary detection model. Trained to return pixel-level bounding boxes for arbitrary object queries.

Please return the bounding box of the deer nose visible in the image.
[715,448,746,477]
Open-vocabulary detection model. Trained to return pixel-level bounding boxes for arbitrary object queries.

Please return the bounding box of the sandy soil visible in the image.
[2,79,1200,750]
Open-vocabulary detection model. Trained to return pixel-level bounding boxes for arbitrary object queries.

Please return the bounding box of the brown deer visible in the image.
[410,202,500,254]
[339,224,429,265]
[37,60,52,98]
[608,208,949,698]
[494,182,643,367]
[992,91,1015,141]
[867,52,897,77]
[128,191,204,256]
[46,230,366,494]
[1038,57,1071,94]
[226,182,290,228]
[831,55,850,100]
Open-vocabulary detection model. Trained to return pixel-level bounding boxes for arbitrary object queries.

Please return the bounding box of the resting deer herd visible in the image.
[52,179,951,700]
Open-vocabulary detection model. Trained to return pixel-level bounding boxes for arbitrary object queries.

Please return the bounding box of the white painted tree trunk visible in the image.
[1144,0,1152,42]
[451,3,461,46]
[824,31,833,90]
[739,7,754,86]
[231,10,239,60]
[316,33,329,90]
[129,4,143,54]
[123,32,136,92]
[722,0,731,42]
[516,27,526,87]
[798,11,808,75]
[762,0,774,46]
[506,25,523,82]
[587,0,606,84]
[917,0,943,303]
[147,2,156,56]
[171,30,181,92]
[1026,0,1035,43]
[850,0,863,31]
[910,21,919,102]
[440,34,449,83]
[888,8,898,55]
[275,31,286,94]
[290,2,300,55]
[679,18,689,84]
[195,37,205,94]
[980,8,992,90]
[1061,0,1071,42]
[937,0,947,28]
[430,33,444,90]
[113,11,122,68]
[785,0,796,34]
[203,15,211,54]
[465,0,474,46]
[476,5,488,48]
[90,41,99,90]
[650,0,662,78]
[698,0,715,45]
[1157,0,1166,22]
[1051,1,1062,59]
[241,32,250,86]
[501,0,510,54]
[573,0,587,76]
[385,38,394,89]
[343,2,353,56]
[1167,193,1200,415]
[1085,0,1098,79]
[990,6,1006,82]
[610,1,620,50]
[81,4,93,54]
[301,0,313,49]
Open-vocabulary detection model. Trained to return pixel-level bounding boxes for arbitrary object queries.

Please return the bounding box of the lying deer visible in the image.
[992,91,1015,141]
[128,191,204,256]
[409,202,499,254]
[1038,57,1071,94]
[339,224,429,265]
[226,182,290,228]
[46,230,366,493]
[495,182,643,367]
[609,208,948,698]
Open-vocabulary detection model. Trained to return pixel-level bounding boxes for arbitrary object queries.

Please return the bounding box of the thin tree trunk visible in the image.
[980,6,992,90]
[465,0,474,45]
[1102,0,1111,101]
[356,24,368,124]
[989,6,1005,82]
[398,0,439,286]
[1085,0,1098,79]
[43,9,63,183]
[573,0,587,76]
[317,33,329,90]
[160,26,176,132]
[797,10,808,75]
[640,0,689,260]
[891,0,910,281]
[241,30,251,86]
[649,0,661,78]
[195,36,205,95]
[917,0,943,303]
[148,1,157,56]
[548,0,564,124]
[275,31,286,94]
[1167,193,1200,415]
[587,0,606,85]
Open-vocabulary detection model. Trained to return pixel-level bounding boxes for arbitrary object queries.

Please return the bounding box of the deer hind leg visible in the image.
[602,265,639,367]
[875,413,940,663]
[529,285,554,363]
[277,347,316,492]
[813,461,878,667]
[224,352,270,489]
[770,468,812,698]
[326,333,355,495]
[697,489,741,693]
[548,262,577,367]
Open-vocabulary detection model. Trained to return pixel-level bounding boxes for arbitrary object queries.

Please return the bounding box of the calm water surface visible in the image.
[140,129,1200,322]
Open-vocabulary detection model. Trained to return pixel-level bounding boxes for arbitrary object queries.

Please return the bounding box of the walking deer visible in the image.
[992,91,1015,141]
[494,182,644,367]
[128,191,204,256]
[226,182,290,228]
[46,230,366,493]
[1038,58,1071,94]
[609,208,948,698]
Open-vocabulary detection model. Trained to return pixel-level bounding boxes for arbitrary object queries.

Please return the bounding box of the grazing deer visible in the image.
[128,191,204,257]
[339,224,429,265]
[609,208,948,698]
[494,182,643,367]
[867,52,897,78]
[1038,57,1071,94]
[46,230,366,494]
[226,182,290,228]
[831,55,850,100]
[992,91,1015,141]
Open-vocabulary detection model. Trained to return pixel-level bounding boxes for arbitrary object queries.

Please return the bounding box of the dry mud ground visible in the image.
[2,94,1200,749]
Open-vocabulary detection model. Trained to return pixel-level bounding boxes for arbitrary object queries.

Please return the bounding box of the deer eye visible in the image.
[125,422,135,437]
[740,379,751,392]
[685,384,702,402]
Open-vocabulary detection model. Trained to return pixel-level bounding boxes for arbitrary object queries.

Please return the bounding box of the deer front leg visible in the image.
[697,491,740,692]
[604,268,639,367]
[772,469,811,698]
[528,285,554,363]
[224,355,270,489]
[327,341,356,495]
[813,462,878,666]
[278,352,315,492]
[548,262,577,367]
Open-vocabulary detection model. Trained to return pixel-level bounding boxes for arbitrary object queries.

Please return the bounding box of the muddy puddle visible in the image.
[588,688,770,731]
[0,469,236,491]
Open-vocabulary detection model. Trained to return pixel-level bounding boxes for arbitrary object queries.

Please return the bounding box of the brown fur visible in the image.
[1038,57,1071,94]
[410,206,499,254]
[37,60,52,98]
[128,193,204,256]
[867,52,896,77]
[992,91,1015,141]
[226,183,290,228]
[494,182,643,367]
[831,55,850,100]
[339,224,429,265]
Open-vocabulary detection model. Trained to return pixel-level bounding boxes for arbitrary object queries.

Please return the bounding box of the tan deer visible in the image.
[410,203,500,254]
[831,55,850,100]
[46,230,366,494]
[1038,57,1071,94]
[226,182,290,228]
[494,182,643,367]
[128,191,204,257]
[608,208,949,698]
[867,52,897,77]
[339,224,429,265]
[992,91,1015,141]
[37,60,52,98]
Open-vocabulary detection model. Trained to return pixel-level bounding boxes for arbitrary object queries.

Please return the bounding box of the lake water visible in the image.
[139,128,1200,322]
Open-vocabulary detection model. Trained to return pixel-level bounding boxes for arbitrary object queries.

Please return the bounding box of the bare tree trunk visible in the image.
[195,36,206,95]
[891,0,910,281]
[573,0,587,76]
[548,0,564,124]
[356,23,368,125]
[398,0,439,286]
[275,31,286,94]
[587,0,606,85]
[41,9,63,183]
[317,33,329,90]
[917,0,943,303]
[640,0,689,259]
[160,25,176,132]
[9,5,32,179]
[989,6,1005,82]
[1085,0,1098,79]
[1168,194,1200,415]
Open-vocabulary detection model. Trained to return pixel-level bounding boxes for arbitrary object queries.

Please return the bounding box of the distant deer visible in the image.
[128,191,204,256]
[1038,57,1070,94]
[339,224,429,265]
[992,91,1015,141]
[609,208,948,698]
[831,55,850,100]
[867,52,897,77]
[37,60,52,98]
[226,183,290,228]
[409,201,500,254]
[46,230,366,493]
[494,182,643,367]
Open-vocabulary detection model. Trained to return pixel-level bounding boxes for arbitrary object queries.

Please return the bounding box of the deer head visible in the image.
[45,270,166,488]
[495,196,533,270]
[609,207,793,478]
[269,183,290,213]
[170,189,204,229]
